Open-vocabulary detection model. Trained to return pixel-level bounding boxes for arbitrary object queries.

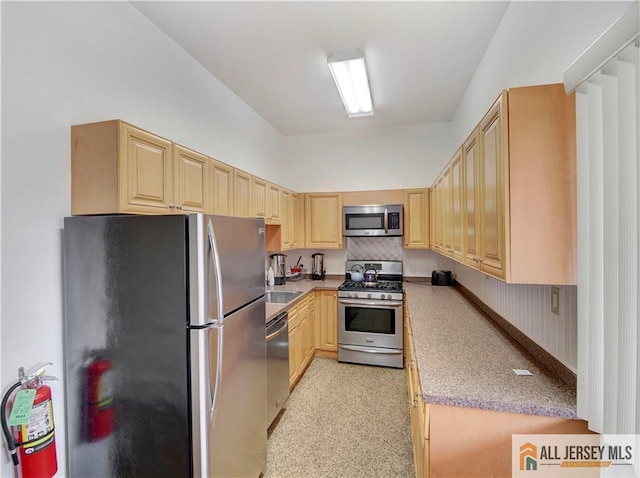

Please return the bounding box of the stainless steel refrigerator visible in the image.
[63,214,267,477]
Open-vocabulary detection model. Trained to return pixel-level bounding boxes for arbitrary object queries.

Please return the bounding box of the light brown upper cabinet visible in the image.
[305,193,343,249]
[210,159,234,216]
[430,176,444,252]
[267,183,282,224]
[289,192,300,250]
[233,169,253,217]
[431,83,576,285]
[403,189,430,249]
[252,176,268,219]
[462,128,481,268]
[280,188,291,248]
[450,149,463,262]
[72,120,208,215]
[173,144,210,214]
[477,96,507,279]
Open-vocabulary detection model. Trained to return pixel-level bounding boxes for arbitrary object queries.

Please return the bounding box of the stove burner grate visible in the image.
[339,280,403,292]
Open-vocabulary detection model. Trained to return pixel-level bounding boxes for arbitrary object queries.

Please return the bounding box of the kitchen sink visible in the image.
[266,290,303,304]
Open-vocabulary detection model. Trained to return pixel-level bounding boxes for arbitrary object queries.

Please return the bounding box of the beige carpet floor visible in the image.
[264,357,414,478]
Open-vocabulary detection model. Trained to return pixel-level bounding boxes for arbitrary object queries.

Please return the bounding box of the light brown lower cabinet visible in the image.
[427,405,592,478]
[405,316,429,477]
[287,289,338,390]
[314,290,338,357]
[288,292,315,389]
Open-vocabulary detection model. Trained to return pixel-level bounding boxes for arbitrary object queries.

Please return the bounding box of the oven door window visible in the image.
[344,306,395,335]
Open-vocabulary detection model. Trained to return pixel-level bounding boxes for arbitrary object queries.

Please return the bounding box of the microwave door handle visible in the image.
[384,208,388,234]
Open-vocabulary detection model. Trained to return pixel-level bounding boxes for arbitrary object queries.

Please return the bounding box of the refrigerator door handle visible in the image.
[208,324,224,423]
[207,219,224,323]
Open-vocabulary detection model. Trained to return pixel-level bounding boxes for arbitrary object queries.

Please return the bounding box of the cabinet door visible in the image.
[233,169,252,217]
[210,159,234,216]
[314,291,337,351]
[403,189,430,249]
[173,144,209,213]
[432,179,444,251]
[289,193,299,249]
[305,193,343,248]
[267,183,282,224]
[119,123,173,213]
[451,149,463,261]
[463,129,481,267]
[252,177,268,218]
[479,95,506,279]
[288,322,301,387]
[281,189,291,248]
[442,167,452,255]
[301,312,314,370]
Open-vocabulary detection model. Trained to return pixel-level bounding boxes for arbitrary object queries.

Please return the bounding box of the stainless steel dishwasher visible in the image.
[266,311,290,427]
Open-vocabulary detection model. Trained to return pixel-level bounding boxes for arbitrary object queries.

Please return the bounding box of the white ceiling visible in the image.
[133,1,510,136]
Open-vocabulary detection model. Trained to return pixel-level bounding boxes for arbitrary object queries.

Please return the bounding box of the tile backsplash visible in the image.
[346,237,403,261]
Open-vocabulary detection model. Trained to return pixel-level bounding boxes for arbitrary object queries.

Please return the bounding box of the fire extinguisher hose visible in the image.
[1,380,23,466]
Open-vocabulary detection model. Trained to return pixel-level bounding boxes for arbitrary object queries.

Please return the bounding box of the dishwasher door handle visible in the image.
[266,321,288,341]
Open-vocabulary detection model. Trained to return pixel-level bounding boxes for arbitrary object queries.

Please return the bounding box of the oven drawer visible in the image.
[338,344,404,369]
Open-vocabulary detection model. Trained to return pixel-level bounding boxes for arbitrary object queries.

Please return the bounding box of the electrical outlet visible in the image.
[551,286,560,315]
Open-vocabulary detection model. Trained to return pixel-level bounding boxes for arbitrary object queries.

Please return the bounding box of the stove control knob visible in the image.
[381,294,387,300]
[367,293,372,299]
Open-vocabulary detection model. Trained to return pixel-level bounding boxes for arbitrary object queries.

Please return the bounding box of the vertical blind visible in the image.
[565,3,639,434]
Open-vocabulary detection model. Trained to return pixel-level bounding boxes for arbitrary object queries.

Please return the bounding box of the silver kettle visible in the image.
[311,253,325,280]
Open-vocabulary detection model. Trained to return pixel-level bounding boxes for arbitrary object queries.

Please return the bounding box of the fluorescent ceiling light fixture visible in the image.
[327,49,374,118]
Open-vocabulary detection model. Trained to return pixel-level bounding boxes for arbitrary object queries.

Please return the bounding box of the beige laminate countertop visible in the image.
[265,279,343,322]
[404,282,577,419]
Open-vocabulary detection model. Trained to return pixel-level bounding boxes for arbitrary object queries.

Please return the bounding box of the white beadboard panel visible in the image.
[402,249,450,278]
[436,255,578,372]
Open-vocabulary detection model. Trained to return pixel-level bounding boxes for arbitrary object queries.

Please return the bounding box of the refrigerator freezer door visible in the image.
[190,297,267,477]
[189,215,265,326]
[63,215,191,478]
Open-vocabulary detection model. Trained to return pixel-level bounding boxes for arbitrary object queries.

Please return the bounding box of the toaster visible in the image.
[431,270,453,286]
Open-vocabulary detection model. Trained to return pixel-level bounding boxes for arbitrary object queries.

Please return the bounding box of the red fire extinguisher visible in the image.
[1,363,58,478]
[84,356,114,441]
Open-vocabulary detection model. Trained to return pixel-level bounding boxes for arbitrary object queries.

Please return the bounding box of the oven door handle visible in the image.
[338,299,403,308]
[339,345,403,355]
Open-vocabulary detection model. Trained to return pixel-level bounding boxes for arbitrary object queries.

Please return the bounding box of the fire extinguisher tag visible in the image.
[7,389,36,426]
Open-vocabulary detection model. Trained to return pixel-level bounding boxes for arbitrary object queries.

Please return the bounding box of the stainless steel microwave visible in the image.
[343,204,403,237]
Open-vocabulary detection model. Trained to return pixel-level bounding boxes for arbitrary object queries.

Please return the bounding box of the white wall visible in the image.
[1,3,284,476]
[451,0,635,147]
[283,121,457,192]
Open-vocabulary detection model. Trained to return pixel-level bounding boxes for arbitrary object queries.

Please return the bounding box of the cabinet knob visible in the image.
[177,204,183,210]
[169,203,176,209]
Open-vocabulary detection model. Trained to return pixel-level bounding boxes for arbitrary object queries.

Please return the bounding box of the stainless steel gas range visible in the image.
[338,260,404,369]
